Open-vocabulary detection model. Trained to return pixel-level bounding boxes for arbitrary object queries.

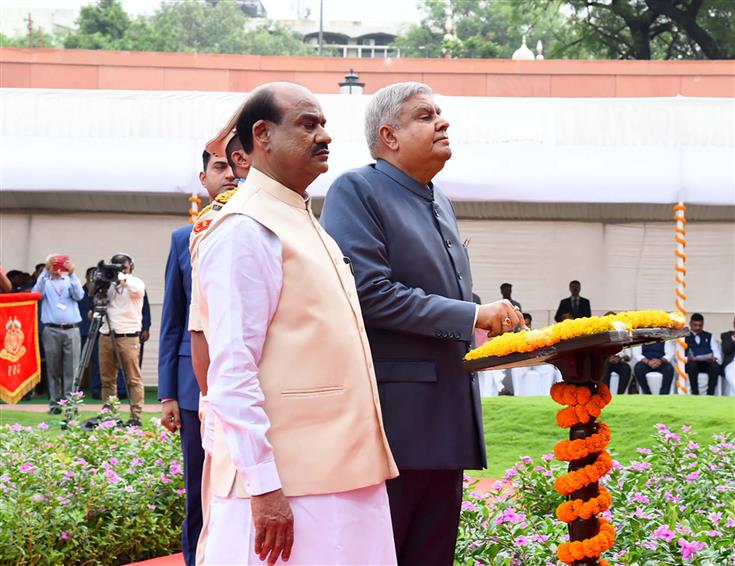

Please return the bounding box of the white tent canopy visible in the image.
[1,88,733,205]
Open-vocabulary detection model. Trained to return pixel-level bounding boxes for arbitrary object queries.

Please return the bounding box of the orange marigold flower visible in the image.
[557,519,616,564]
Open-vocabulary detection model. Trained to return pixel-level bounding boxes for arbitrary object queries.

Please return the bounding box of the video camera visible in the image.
[91,260,123,305]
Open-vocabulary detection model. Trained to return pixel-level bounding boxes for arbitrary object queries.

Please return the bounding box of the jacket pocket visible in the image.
[280,385,345,398]
[374,359,437,383]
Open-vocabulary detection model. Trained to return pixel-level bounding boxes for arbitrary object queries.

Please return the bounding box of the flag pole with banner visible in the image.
[0,292,42,404]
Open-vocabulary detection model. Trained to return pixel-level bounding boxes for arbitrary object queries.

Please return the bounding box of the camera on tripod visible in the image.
[91,260,123,306]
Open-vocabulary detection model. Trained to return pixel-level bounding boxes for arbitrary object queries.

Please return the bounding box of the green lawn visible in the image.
[2,395,733,477]
[480,395,734,477]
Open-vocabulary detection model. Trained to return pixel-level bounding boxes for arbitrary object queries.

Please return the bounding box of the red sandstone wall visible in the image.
[1,48,733,97]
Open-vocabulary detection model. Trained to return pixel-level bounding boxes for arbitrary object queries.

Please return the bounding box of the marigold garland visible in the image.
[557,519,616,564]
[556,486,612,522]
[554,423,611,461]
[552,383,612,428]
[466,310,684,360]
[552,382,616,564]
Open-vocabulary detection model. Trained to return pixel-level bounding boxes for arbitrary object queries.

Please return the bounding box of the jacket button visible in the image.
[446,239,452,248]
[433,207,440,218]
[457,272,463,280]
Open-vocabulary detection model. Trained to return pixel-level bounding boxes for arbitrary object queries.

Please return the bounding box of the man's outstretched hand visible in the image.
[476,299,527,337]
[252,488,294,565]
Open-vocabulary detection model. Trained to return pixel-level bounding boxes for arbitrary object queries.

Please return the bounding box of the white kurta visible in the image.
[198,214,396,565]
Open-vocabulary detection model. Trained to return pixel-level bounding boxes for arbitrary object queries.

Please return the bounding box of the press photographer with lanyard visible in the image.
[98,253,146,426]
[32,254,84,414]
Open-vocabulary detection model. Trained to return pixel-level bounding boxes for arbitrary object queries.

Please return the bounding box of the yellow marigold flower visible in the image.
[466,310,684,360]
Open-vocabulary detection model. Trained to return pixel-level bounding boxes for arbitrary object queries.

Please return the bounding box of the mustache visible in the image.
[312,143,330,155]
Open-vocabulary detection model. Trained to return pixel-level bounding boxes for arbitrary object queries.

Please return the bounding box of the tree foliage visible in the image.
[394,0,734,59]
[55,0,311,55]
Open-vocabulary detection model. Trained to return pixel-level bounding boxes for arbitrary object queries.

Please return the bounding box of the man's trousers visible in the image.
[98,334,145,418]
[386,469,463,566]
[180,408,204,566]
[42,326,80,406]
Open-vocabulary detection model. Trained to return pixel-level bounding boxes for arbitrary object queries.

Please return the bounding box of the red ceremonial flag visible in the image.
[0,292,42,404]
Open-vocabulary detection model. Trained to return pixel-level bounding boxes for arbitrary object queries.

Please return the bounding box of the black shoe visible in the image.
[125,418,142,428]
[499,388,514,396]
[48,406,63,415]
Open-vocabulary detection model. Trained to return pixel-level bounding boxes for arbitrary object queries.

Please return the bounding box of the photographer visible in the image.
[32,254,84,414]
[98,253,146,426]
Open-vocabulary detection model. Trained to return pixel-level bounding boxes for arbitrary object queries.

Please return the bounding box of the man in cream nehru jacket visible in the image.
[196,82,398,565]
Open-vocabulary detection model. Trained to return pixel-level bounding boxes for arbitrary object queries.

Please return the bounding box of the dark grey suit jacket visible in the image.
[321,159,486,471]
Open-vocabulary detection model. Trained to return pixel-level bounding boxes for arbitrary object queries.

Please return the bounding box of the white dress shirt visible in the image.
[198,214,283,496]
[100,274,145,334]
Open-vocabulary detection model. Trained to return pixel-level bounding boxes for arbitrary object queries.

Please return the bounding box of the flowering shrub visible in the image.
[456,426,735,565]
[0,398,185,565]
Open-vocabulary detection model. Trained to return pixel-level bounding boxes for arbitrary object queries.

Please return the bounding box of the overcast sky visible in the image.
[2,0,422,23]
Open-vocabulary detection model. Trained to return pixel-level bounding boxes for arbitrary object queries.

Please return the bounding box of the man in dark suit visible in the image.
[158,150,237,566]
[321,82,524,565]
[554,280,592,322]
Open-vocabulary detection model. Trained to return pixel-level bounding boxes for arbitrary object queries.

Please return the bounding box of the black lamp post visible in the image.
[339,69,365,95]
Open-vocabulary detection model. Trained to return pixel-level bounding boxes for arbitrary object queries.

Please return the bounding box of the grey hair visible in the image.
[365,82,433,158]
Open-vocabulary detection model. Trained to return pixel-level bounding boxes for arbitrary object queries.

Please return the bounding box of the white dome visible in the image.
[512,36,535,60]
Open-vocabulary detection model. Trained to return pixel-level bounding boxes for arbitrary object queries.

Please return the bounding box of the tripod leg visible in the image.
[71,315,101,395]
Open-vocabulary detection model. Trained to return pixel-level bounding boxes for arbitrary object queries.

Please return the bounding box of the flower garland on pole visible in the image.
[552,382,615,565]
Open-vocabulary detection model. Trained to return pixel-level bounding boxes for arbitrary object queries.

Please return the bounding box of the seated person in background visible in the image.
[523,312,532,328]
[603,350,632,394]
[632,340,675,394]
[602,311,632,394]
[720,316,734,392]
[685,313,721,395]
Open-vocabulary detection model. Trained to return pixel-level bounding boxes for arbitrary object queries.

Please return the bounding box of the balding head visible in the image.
[237,82,331,194]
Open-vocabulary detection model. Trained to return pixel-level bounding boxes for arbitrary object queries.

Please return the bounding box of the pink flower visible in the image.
[8,424,24,432]
[124,485,134,493]
[681,424,691,432]
[109,457,119,466]
[147,504,156,510]
[687,441,699,450]
[461,501,477,512]
[664,491,681,503]
[105,470,120,484]
[636,447,652,455]
[643,540,657,550]
[169,462,182,475]
[31,494,45,502]
[175,488,186,495]
[131,458,144,467]
[533,466,544,472]
[59,531,71,541]
[631,461,652,472]
[160,473,171,485]
[521,456,532,465]
[541,453,554,461]
[726,518,735,528]
[684,471,700,482]
[708,512,722,525]
[706,530,722,537]
[495,508,526,525]
[678,538,706,560]
[19,463,34,474]
[655,423,669,434]
[653,525,676,543]
[37,422,49,430]
[633,507,654,519]
[514,535,529,546]
[631,492,650,505]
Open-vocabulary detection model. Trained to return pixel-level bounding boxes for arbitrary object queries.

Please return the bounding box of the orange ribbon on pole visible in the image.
[673,202,688,394]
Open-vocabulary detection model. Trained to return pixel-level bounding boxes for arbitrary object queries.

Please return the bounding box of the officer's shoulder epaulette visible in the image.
[195,204,212,221]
